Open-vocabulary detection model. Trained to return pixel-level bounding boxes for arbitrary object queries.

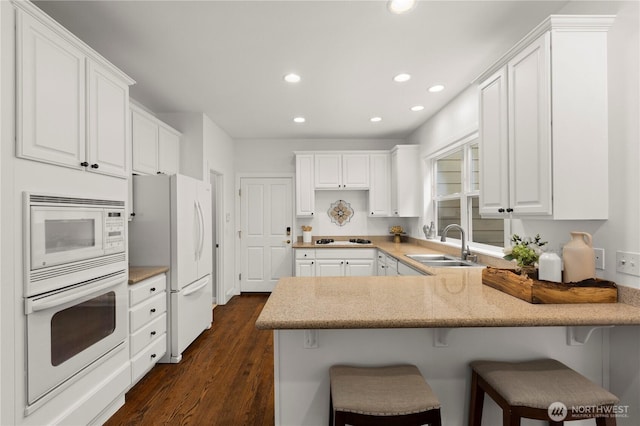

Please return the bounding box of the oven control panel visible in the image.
[105,210,125,253]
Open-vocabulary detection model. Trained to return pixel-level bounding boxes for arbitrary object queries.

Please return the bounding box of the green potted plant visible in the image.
[503,234,547,277]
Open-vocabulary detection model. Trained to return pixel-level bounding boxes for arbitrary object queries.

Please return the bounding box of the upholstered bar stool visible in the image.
[469,359,619,426]
[329,364,442,426]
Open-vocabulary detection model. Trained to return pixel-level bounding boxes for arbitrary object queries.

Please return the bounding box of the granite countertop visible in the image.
[128,266,170,285]
[255,269,640,330]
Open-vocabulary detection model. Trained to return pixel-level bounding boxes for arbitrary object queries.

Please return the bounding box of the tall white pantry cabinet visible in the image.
[478,15,613,220]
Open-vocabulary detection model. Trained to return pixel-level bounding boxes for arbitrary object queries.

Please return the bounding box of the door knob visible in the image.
[283,240,291,244]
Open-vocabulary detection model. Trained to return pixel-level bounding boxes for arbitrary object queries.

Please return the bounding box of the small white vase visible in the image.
[302,231,312,243]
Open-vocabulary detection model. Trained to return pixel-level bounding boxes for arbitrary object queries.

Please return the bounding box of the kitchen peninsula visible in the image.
[256,244,640,426]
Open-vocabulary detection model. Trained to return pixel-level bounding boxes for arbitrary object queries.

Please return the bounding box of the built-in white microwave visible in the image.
[25,193,127,296]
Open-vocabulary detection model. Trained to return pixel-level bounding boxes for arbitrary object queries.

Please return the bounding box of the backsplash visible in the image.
[296,190,411,237]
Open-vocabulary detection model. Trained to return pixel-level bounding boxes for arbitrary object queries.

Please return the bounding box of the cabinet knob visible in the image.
[506,208,514,213]
[371,212,374,215]
[151,354,157,359]
[90,163,99,169]
[150,331,157,336]
[311,212,314,215]
[130,212,136,217]
[150,308,156,313]
[303,254,307,257]
[150,287,156,292]
[311,261,314,265]
[341,261,344,265]
[80,161,89,167]
[498,208,505,213]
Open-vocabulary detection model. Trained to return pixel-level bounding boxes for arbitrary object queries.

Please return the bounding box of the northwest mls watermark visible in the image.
[548,401,630,421]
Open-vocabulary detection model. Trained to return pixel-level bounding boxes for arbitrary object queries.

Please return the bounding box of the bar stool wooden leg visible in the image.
[469,370,485,426]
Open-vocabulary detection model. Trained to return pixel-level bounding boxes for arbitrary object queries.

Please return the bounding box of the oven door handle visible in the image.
[26,275,125,314]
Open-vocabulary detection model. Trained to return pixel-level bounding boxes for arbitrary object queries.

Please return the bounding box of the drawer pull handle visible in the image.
[151,354,157,359]
[150,331,157,336]
[150,308,156,313]
[150,287,156,292]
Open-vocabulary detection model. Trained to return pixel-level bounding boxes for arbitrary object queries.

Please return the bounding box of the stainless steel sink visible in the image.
[405,254,453,261]
[405,253,480,267]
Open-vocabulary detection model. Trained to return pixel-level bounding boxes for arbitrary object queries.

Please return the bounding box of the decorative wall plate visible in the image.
[328,199,353,226]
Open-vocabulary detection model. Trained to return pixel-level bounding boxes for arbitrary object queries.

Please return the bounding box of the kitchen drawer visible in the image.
[130,313,167,356]
[129,291,166,333]
[131,333,166,384]
[129,274,166,306]
[295,249,316,259]
[315,248,376,259]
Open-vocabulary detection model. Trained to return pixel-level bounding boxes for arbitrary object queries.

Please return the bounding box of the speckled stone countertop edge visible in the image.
[128,266,169,285]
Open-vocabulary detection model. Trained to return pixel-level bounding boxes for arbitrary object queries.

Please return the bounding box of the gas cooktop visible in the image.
[315,238,372,245]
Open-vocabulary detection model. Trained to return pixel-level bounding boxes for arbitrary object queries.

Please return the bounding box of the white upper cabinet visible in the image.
[341,154,369,189]
[390,145,421,217]
[478,67,509,216]
[369,152,391,217]
[314,153,369,189]
[15,4,134,178]
[87,60,130,177]
[158,127,180,175]
[132,107,159,174]
[131,104,181,175]
[478,16,612,220]
[295,154,315,217]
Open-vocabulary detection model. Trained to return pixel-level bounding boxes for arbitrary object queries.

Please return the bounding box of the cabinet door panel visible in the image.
[314,154,342,189]
[295,260,316,277]
[479,67,509,216]
[315,260,344,277]
[369,153,390,216]
[132,109,159,175]
[342,154,369,189]
[17,11,85,168]
[508,33,552,216]
[344,260,375,277]
[296,154,315,216]
[87,60,129,178]
[158,126,180,175]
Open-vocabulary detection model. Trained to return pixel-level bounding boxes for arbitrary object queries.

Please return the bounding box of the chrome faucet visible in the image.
[440,224,469,260]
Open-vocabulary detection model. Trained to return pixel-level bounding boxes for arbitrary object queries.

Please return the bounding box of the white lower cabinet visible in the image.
[376,251,399,276]
[128,273,167,386]
[294,248,376,277]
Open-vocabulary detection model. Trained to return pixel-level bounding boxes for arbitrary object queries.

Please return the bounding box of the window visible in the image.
[431,137,504,248]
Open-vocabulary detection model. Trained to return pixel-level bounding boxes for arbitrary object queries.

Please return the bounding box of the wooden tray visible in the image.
[482,267,617,304]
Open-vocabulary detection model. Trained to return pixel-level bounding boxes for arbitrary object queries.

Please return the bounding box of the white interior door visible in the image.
[240,177,293,292]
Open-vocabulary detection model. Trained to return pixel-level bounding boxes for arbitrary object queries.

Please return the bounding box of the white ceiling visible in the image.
[34,0,570,140]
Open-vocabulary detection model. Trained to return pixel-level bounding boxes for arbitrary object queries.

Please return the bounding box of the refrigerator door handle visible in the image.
[182,276,208,296]
[194,201,200,260]
[196,200,205,260]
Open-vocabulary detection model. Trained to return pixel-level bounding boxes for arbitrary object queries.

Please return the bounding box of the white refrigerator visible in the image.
[129,174,212,363]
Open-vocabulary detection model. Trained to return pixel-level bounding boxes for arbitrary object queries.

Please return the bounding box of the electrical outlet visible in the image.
[616,251,640,277]
[594,248,605,270]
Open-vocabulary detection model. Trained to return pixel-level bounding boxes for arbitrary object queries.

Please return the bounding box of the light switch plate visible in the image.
[594,248,605,270]
[616,251,640,276]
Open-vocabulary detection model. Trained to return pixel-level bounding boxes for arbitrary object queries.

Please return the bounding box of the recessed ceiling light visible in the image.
[370,117,382,123]
[410,105,424,112]
[293,117,306,123]
[428,84,445,93]
[393,73,411,83]
[284,73,301,83]
[387,0,416,14]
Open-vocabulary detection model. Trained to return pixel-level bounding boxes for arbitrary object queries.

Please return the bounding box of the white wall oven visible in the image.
[25,193,126,297]
[25,271,127,409]
[23,193,128,412]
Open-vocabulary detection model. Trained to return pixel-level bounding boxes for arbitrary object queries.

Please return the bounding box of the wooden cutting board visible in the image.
[482,267,617,304]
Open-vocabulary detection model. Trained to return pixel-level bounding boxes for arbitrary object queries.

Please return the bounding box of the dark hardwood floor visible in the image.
[105,293,274,426]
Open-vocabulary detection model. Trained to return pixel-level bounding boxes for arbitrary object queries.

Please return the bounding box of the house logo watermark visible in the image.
[548,402,567,421]
[548,401,630,421]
